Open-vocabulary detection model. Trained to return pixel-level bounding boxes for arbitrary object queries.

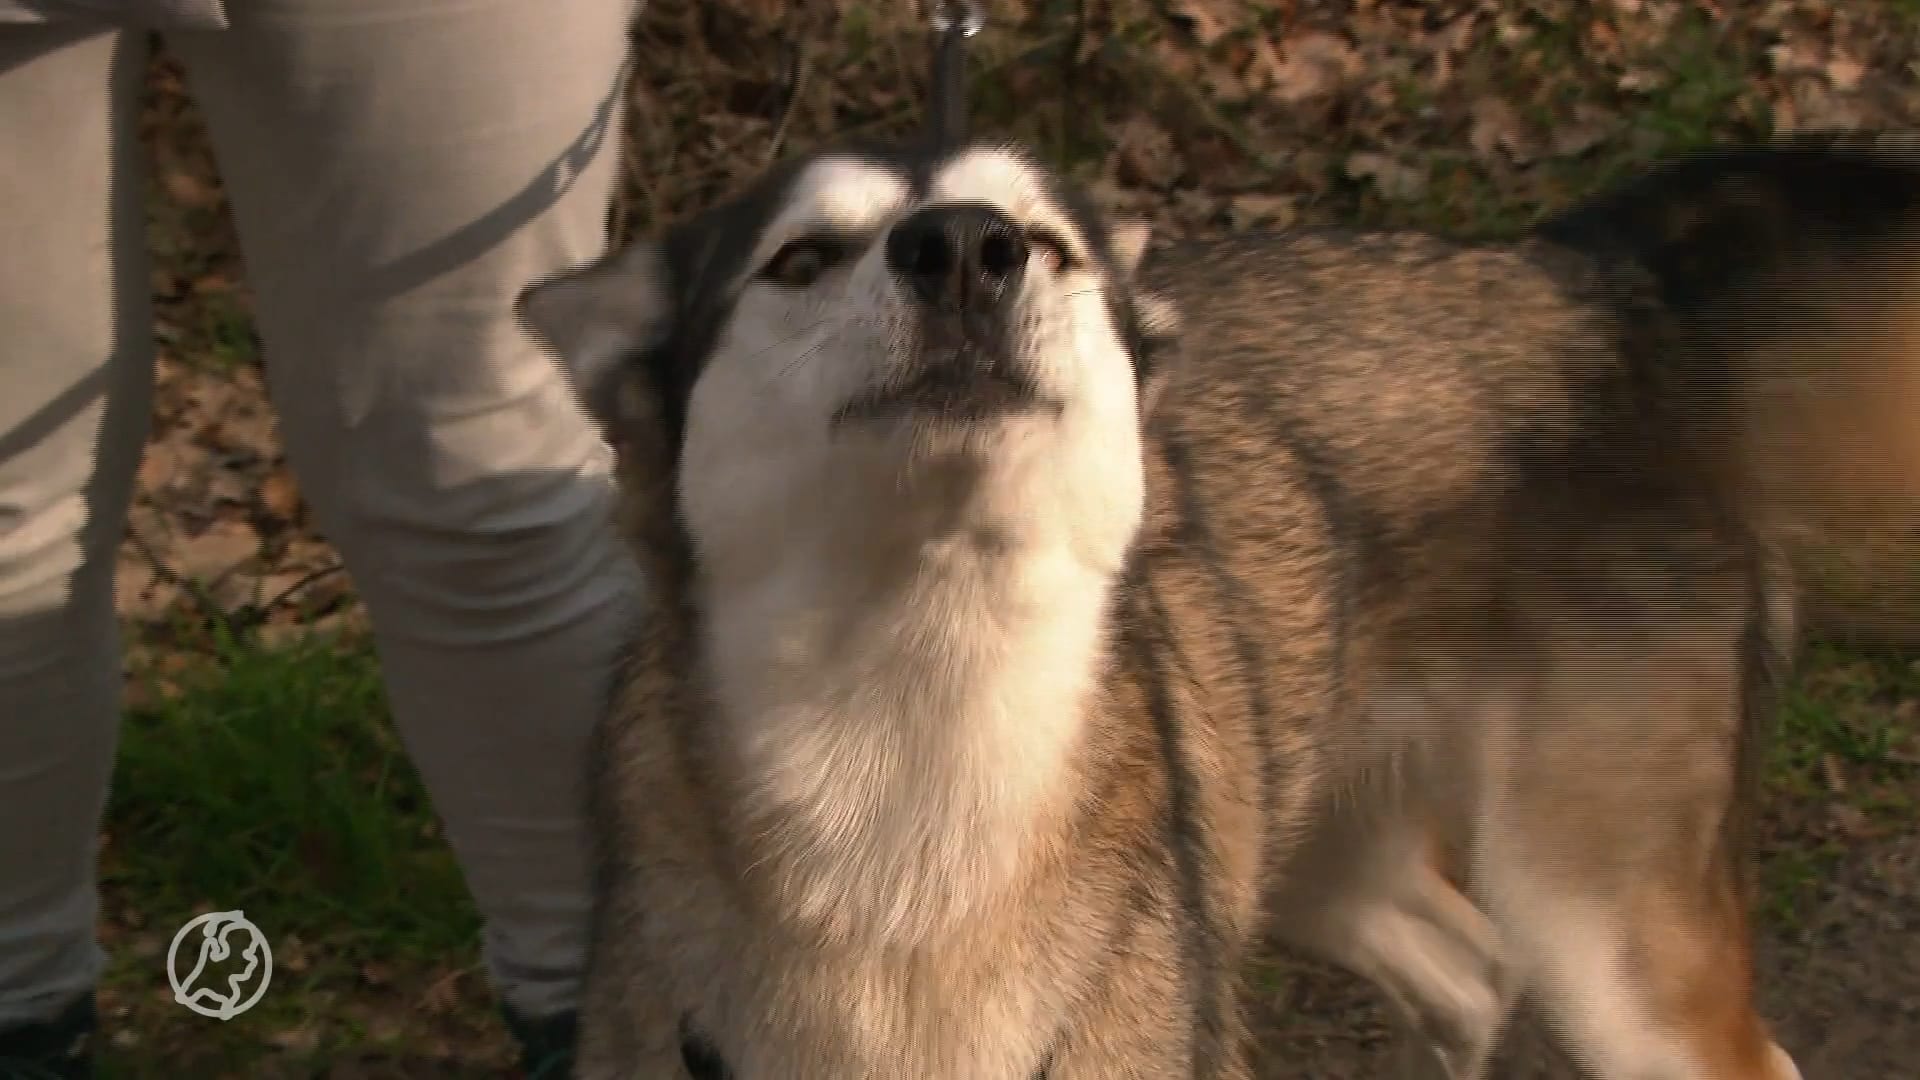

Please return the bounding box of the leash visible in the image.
[925,0,985,152]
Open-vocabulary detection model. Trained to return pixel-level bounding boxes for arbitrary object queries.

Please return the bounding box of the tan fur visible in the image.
[520,139,1920,1078]
[1745,299,1920,541]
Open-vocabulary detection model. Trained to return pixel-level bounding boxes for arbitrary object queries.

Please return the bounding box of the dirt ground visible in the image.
[1245,826,1920,1076]
[1754,828,1920,1078]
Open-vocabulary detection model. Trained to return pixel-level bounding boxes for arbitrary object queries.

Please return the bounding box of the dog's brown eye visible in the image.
[1027,229,1074,272]
[760,239,847,288]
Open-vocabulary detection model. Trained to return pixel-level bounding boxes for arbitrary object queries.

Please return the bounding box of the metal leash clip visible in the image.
[927,0,985,38]
[924,0,984,151]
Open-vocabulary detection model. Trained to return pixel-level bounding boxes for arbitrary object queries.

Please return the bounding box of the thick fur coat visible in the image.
[518,133,1920,1079]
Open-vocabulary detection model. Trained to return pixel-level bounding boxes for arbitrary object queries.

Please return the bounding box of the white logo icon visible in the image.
[166,910,273,1021]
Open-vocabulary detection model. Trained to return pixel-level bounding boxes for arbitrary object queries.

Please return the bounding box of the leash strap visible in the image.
[926,0,984,152]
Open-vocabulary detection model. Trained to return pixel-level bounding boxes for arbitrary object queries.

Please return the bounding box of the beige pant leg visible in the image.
[0,23,151,1029]
[168,0,640,1018]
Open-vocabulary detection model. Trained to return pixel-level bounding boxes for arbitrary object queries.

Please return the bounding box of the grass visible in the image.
[191,293,264,374]
[1759,645,1920,925]
[1779,647,1920,777]
[96,633,492,1076]
[108,632,472,958]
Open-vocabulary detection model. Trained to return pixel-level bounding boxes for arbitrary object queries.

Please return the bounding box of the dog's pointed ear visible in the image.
[1132,288,1180,418]
[517,242,672,431]
[1108,218,1153,278]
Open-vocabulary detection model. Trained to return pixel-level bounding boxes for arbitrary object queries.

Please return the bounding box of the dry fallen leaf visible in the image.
[366,1013,406,1044]
[1827,54,1867,93]
[190,273,235,297]
[114,553,182,624]
[1266,31,1361,105]
[1469,96,1537,165]
[1227,193,1299,230]
[1829,802,1877,840]
[1160,0,1230,48]
[1346,152,1429,202]
[1228,36,1293,105]
[1171,189,1226,233]
[268,1025,322,1054]
[134,438,196,495]
[1618,68,1668,94]
[1788,84,1872,131]
[279,934,313,975]
[1586,18,1620,56]
[1110,117,1184,190]
[168,518,260,587]
[1821,753,1850,794]
[1493,13,1533,46]
[420,967,467,1015]
[1551,105,1620,158]
[260,465,304,522]
[1769,39,1825,77]
[159,168,220,210]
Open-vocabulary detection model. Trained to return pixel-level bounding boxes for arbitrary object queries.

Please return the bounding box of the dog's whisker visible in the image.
[766,337,836,388]
[767,314,898,385]
[732,314,847,373]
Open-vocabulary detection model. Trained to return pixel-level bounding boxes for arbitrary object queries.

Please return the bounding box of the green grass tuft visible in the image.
[106,632,477,962]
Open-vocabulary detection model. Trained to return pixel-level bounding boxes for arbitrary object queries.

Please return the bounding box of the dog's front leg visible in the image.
[1270,802,1510,1080]
[572,962,687,1079]
[573,871,691,1078]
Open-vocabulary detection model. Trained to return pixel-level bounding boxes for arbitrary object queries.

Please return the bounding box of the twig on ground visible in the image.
[259,563,345,617]
[125,525,345,641]
[126,526,236,637]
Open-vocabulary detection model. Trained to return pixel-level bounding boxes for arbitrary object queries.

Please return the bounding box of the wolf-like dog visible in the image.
[517,132,1920,1078]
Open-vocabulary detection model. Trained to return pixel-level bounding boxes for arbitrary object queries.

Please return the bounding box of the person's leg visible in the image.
[0,20,151,1055]
[166,0,640,1030]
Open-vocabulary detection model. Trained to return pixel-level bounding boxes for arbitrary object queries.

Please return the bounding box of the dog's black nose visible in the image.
[885,203,1028,308]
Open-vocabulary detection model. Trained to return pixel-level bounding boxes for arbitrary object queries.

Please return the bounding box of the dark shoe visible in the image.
[0,995,96,1080]
[501,1001,577,1080]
